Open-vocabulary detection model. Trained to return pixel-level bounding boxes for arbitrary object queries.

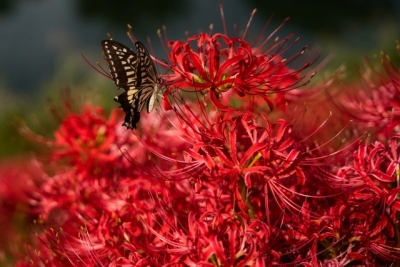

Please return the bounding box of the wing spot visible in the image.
[127,89,138,95]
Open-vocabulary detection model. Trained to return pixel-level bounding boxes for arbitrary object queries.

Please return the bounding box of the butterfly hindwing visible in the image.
[114,91,141,129]
[101,40,163,129]
[135,42,162,113]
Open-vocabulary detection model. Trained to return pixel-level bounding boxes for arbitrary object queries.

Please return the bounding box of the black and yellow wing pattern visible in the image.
[101,40,162,129]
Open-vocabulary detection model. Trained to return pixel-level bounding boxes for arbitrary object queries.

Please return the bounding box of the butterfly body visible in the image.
[101,40,163,129]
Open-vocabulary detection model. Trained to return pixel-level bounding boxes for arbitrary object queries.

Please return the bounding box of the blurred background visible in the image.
[0,0,399,158]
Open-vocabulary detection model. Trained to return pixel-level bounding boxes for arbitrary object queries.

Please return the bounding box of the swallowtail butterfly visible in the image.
[101,40,163,129]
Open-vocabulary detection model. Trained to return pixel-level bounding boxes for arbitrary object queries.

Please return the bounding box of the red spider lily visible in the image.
[20,98,190,177]
[52,105,120,171]
[137,212,280,266]
[340,80,400,136]
[333,52,400,138]
[330,137,400,263]
[32,176,171,265]
[148,6,316,111]
[27,174,199,266]
[50,104,160,177]
[0,158,44,262]
[165,34,311,110]
[336,137,400,205]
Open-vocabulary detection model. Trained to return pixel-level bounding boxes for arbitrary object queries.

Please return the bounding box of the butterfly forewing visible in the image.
[101,40,138,89]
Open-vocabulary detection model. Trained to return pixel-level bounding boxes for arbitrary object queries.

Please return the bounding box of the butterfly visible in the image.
[101,40,163,129]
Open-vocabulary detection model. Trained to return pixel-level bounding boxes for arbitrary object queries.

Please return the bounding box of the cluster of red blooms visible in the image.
[2,6,400,267]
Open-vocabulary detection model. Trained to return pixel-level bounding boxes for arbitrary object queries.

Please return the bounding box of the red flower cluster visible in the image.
[335,52,400,139]
[159,8,315,112]
[4,6,400,267]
